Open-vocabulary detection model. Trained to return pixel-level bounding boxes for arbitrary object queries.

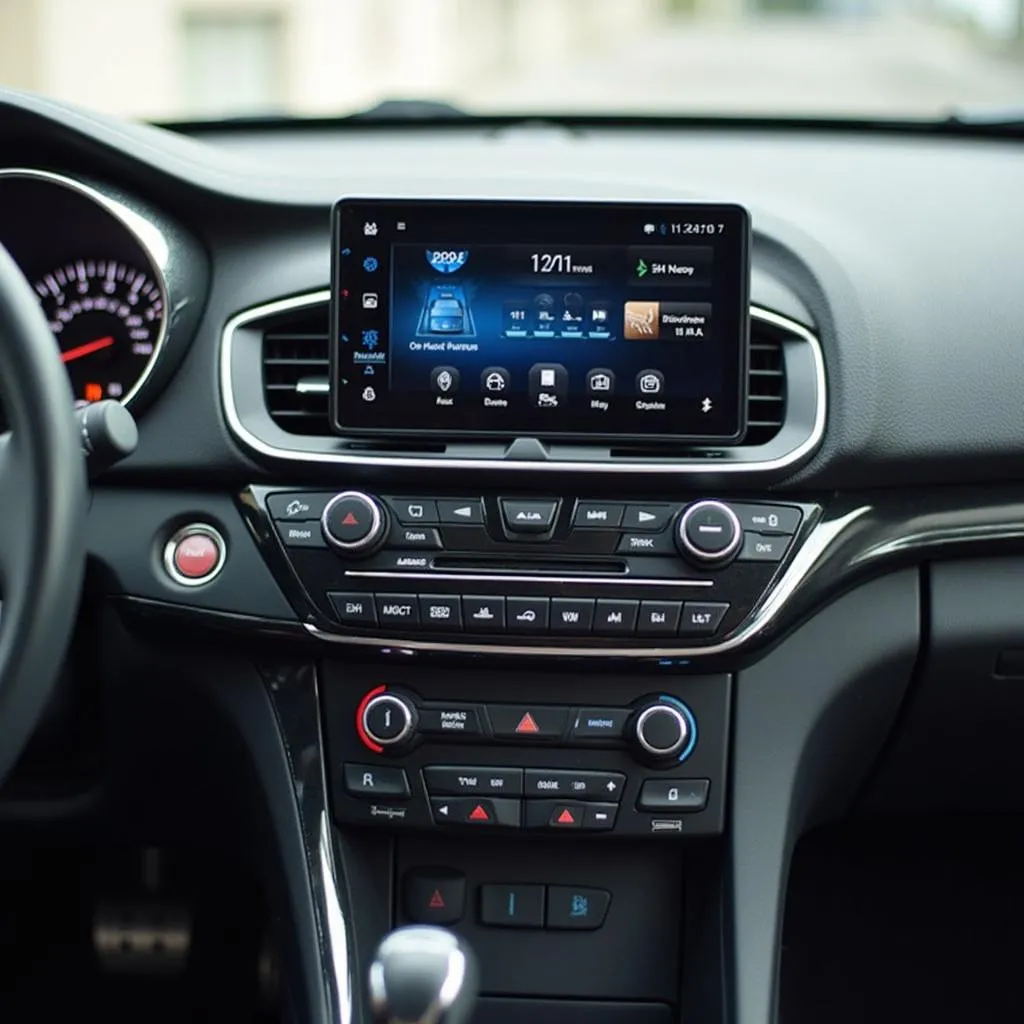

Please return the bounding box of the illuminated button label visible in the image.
[172,532,221,579]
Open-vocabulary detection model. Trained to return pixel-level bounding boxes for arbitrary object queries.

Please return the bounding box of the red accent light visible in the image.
[515,712,540,734]
[428,889,445,909]
[556,808,576,825]
[468,804,490,822]
[355,685,386,754]
[84,382,103,402]
[342,511,359,526]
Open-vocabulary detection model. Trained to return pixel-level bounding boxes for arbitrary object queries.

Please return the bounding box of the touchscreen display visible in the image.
[331,199,750,442]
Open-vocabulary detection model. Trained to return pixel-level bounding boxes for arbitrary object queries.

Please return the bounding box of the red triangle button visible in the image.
[515,712,540,734]
[556,808,576,825]
[341,511,359,526]
[428,889,446,909]
[468,804,491,822]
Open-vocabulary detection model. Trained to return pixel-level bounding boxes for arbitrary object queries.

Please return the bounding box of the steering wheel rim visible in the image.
[0,240,86,787]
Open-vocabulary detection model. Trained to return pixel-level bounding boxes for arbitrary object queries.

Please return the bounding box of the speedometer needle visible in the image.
[61,336,115,363]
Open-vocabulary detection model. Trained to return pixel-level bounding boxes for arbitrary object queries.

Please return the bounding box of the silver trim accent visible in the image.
[343,570,714,588]
[162,523,227,588]
[361,693,414,747]
[635,704,688,757]
[0,169,171,410]
[220,291,826,474]
[678,500,743,563]
[321,491,385,553]
[300,507,870,657]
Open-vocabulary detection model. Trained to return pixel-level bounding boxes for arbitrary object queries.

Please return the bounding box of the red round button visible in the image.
[172,531,221,580]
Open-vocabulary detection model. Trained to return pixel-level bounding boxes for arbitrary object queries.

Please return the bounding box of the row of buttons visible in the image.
[330,592,731,637]
[423,765,625,801]
[429,797,619,830]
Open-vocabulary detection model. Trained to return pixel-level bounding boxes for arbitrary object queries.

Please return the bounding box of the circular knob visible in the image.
[632,700,694,762]
[677,500,742,566]
[362,693,416,748]
[322,491,387,555]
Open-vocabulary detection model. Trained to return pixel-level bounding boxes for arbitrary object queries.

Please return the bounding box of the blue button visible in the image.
[545,886,611,930]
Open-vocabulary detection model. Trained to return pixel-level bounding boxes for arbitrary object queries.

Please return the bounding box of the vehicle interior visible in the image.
[2,2,1024,1022]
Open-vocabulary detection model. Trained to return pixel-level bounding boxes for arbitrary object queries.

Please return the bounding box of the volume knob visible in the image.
[322,491,387,555]
[677,500,742,566]
[631,698,696,764]
[361,693,416,749]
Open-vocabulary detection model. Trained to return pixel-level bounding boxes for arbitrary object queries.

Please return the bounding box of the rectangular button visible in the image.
[388,498,439,525]
[404,869,466,926]
[573,501,624,529]
[637,601,683,636]
[488,705,570,740]
[390,525,443,549]
[329,592,377,627]
[583,804,619,831]
[570,707,630,740]
[593,600,639,635]
[524,769,625,801]
[616,532,677,555]
[621,504,673,531]
[550,598,595,634]
[480,884,545,928]
[500,499,558,534]
[274,521,327,548]
[524,800,586,829]
[738,532,791,562]
[463,595,506,631]
[679,601,730,637]
[437,499,484,525]
[419,704,483,736]
[344,763,410,799]
[418,595,462,630]
[430,797,521,827]
[506,597,550,632]
[424,766,524,797]
[638,778,710,812]
[545,886,611,929]
[730,504,802,536]
[267,492,331,522]
[374,594,420,627]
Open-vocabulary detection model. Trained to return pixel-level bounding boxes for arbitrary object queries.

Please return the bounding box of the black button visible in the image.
[418,595,462,630]
[418,704,483,736]
[507,597,550,632]
[267,492,331,521]
[275,521,327,548]
[500,499,559,535]
[480,884,545,928]
[622,504,673,531]
[550,598,595,634]
[424,766,524,798]
[488,705,570,740]
[323,494,377,544]
[573,501,624,529]
[738,532,791,562]
[730,504,802,536]
[404,868,466,925]
[524,800,586,829]
[570,707,630,740]
[374,594,420,628]
[364,697,410,742]
[463,596,506,631]
[583,804,619,831]
[637,601,683,636]
[593,600,639,635]
[437,499,484,525]
[390,525,443,549]
[329,592,377,626]
[388,498,439,525]
[616,532,677,555]
[430,797,521,827]
[524,769,626,801]
[638,778,710,812]
[679,601,730,636]
[344,763,410,799]
[545,886,611,930]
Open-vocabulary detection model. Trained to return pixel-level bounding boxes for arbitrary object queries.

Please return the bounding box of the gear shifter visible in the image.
[369,926,478,1024]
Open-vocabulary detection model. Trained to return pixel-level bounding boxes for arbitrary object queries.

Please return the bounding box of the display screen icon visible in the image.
[431,366,460,396]
[624,301,659,339]
[636,370,664,395]
[587,369,616,395]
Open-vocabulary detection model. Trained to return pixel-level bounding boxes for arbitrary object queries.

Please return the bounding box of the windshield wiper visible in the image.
[341,99,473,122]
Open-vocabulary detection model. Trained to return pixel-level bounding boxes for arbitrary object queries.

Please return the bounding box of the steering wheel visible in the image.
[0,241,87,787]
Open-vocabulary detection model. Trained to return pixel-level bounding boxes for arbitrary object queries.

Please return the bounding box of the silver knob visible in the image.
[362,693,415,748]
[321,490,387,555]
[677,499,743,565]
[634,703,689,759]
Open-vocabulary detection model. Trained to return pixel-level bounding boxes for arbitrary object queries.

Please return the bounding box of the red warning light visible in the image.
[342,511,359,526]
[515,712,540,734]
[468,804,490,822]
[84,382,103,403]
[556,808,576,825]
[428,889,446,909]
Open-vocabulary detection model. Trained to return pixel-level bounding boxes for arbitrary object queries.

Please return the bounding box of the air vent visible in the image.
[745,326,786,446]
[262,309,331,436]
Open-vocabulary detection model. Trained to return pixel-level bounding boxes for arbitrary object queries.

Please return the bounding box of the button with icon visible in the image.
[481,367,510,394]
[586,368,616,396]
[362,292,378,309]
[431,366,460,397]
[528,363,568,408]
[636,370,664,396]
[361,386,376,402]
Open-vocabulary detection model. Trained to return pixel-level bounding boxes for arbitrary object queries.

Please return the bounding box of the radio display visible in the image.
[330,199,750,442]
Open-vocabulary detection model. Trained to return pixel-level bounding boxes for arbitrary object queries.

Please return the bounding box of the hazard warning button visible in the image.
[429,798,521,828]
[524,801,588,830]
[487,705,570,741]
[403,868,466,925]
[321,491,387,554]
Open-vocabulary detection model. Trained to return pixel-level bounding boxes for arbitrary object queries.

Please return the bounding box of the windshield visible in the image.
[1,0,1022,122]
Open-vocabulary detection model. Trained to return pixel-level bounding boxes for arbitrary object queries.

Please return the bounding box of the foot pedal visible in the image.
[93,899,192,975]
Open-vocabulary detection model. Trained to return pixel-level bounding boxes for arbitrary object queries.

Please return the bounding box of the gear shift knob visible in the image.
[369,926,478,1024]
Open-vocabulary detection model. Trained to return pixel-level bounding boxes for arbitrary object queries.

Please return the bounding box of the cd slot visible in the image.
[432,555,626,577]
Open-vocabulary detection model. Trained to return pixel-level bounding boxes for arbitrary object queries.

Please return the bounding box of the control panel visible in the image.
[251,485,814,654]
[322,665,730,838]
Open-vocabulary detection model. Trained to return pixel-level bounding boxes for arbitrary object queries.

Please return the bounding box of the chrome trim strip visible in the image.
[343,569,715,587]
[304,507,869,657]
[0,168,171,409]
[220,291,826,474]
[319,811,353,1024]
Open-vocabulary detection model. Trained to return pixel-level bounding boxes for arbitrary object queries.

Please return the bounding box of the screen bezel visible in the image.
[329,197,750,445]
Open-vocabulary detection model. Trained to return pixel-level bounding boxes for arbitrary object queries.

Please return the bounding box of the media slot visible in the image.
[432,556,626,577]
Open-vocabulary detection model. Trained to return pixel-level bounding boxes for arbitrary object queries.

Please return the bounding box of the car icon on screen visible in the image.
[428,295,465,333]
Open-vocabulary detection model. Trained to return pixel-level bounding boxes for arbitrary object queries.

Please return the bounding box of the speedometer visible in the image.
[33,259,166,407]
